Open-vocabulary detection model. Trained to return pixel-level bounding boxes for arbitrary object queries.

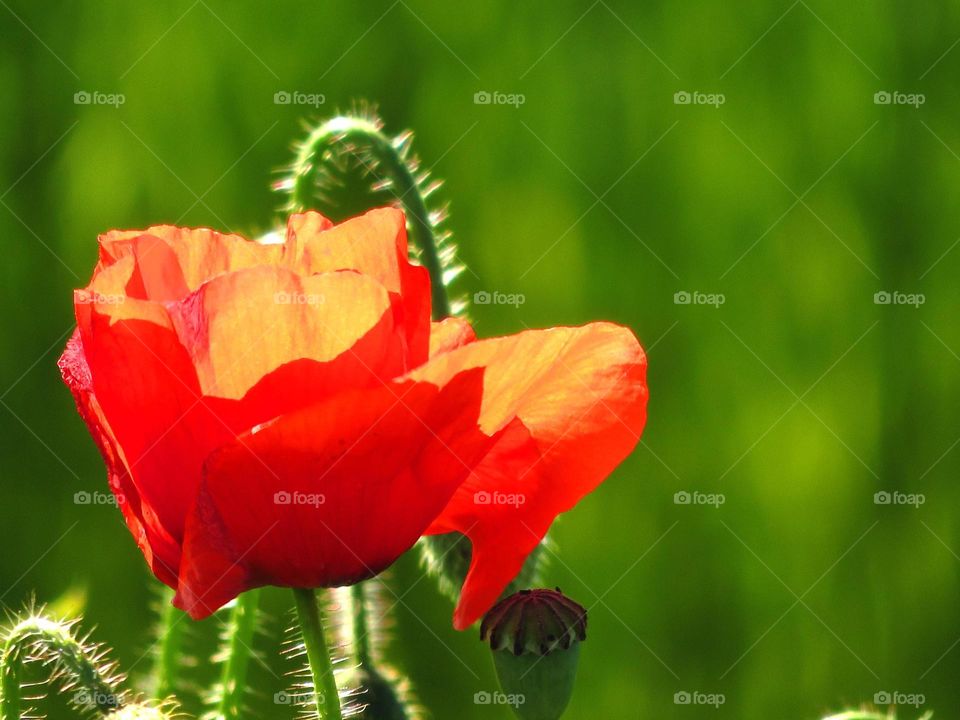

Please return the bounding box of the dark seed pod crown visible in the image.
[480,588,587,656]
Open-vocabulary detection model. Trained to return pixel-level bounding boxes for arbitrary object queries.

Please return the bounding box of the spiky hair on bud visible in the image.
[275,106,469,320]
[1,602,127,718]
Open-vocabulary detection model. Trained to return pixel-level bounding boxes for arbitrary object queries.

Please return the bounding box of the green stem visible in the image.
[292,589,342,720]
[349,584,372,668]
[210,590,261,720]
[2,614,121,718]
[284,116,451,318]
[151,587,185,701]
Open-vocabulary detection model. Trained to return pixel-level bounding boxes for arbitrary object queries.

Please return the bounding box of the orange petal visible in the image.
[429,316,476,357]
[166,266,403,400]
[285,208,431,368]
[407,323,648,629]
[98,225,282,292]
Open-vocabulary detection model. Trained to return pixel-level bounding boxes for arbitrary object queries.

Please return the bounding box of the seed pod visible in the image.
[480,589,587,720]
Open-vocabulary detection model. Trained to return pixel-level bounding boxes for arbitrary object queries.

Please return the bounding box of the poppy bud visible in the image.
[480,589,587,720]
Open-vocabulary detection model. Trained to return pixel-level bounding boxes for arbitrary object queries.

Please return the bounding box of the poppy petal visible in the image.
[98,225,282,291]
[174,368,496,619]
[286,209,431,368]
[429,316,476,357]
[59,329,182,586]
[165,265,402,400]
[407,323,648,629]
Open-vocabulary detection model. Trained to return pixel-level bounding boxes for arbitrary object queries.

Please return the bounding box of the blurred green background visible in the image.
[2,1,959,717]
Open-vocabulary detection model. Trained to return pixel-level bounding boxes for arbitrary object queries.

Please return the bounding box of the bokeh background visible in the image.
[2,1,960,717]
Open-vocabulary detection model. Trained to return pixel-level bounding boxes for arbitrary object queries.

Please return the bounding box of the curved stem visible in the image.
[284,116,450,318]
[292,589,342,720]
[211,590,261,720]
[2,614,121,718]
[150,587,185,701]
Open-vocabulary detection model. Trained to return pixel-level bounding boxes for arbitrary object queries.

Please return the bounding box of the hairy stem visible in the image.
[283,116,451,317]
[208,590,261,720]
[150,588,185,701]
[292,589,342,720]
[349,584,372,668]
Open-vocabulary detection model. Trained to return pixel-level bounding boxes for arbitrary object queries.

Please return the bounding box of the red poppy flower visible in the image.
[59,208,648,629]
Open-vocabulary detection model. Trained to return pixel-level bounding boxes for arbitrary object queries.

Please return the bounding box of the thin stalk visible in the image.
[209,589,261,720]
[292,589,342,720]
[151,587,186,701]
[349,584,372,668]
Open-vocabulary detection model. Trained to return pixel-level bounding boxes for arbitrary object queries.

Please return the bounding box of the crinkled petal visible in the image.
[285,209,431,368]
[98,225,282,291]
[407,323,648,629]
[174,368,497,619]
